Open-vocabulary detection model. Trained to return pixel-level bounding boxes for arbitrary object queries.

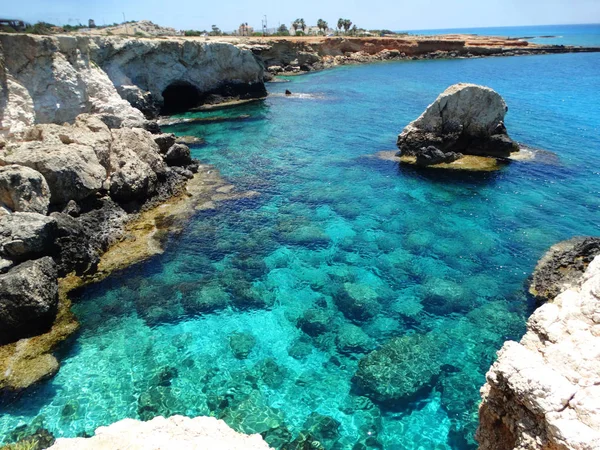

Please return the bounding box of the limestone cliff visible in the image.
[0,33,266,138]
[477,253,600,449]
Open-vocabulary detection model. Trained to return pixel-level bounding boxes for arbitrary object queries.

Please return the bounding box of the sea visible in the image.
[1,25,599,450]
[406,23,600,47]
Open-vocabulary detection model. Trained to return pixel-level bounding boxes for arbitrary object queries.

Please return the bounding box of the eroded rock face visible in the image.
[0,164,50,214]
[477,252,600,450]
[48,415,273,450]
[0,257,59,344]
[397,83,519,159]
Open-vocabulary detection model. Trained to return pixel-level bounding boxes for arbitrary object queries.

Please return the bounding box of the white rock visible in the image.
[48,415,273,450]
[0,164,51,214]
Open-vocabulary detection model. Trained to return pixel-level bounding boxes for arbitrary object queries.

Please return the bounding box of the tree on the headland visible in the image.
[343,19,353,33]
[349,25,358,36]
[337,18,344,33]
[276,24,290,36]
[317,19,328,34]
[292,18,306,34]
[210,24,222,36]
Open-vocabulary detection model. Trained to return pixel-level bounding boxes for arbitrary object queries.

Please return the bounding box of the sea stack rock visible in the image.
[397,83,519,163]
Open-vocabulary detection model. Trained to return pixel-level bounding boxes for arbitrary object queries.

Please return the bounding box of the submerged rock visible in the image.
[0,257,58,344]
[397,83,519,161]
[48,415,272,449]
[414,146,462,166]
[335,282,381,322]
[336,323,374,355]
[297,308,334,337]
[353,333,443,405]
[229,332,257,359]
[0,164,50,214]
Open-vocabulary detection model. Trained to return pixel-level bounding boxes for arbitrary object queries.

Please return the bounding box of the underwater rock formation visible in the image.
[397,83,519,164]
[352,333,443,405]
[48,415,272,449]
[477,248,600,449]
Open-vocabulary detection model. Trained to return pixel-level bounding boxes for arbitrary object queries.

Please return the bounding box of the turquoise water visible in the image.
[2,52,600,449]
[407,23,600,47]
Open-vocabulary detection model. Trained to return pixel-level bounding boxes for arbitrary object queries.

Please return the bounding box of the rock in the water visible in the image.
[48,415,272,449]
[336,323,373,355]
[529,236,600,303]
[353,333,443,405]
[477,253,600,450]
[0,164,50,214]
[165,143,192,167]
[0,212,57,261]
[414,146,463,166]
[229,332,256,359]
[0,257,59,344]
[397,83,519,158]
[297,308,334,337]
[335,282,381,322]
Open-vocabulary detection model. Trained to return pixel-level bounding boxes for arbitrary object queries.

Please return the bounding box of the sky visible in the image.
[3,0,599,32]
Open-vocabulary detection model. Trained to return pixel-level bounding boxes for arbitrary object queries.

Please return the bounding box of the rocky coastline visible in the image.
[0,32,267,395]
[477,239,600,449]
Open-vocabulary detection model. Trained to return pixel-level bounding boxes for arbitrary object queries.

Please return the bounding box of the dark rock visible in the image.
[0,257,59,344]
[285,89,292,95]
[0,212,57,262]
[415,146,463,166]
[288,338,313,359]
[529,236,600,303]
[164,143,192,167]
[153,133,177,154]
[61,199,81,217]
[336,323,373,355]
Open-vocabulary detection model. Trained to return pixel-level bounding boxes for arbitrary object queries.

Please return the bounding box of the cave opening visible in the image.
[161,81,202,114]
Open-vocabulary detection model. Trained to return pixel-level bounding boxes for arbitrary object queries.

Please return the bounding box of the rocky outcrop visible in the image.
[0,164,50,214]
[397,83,519,163]
[529,237,600,304]
[48,415,272,450]
[0,33,266,137]
[477,247,600,450]
[0,257,58,344]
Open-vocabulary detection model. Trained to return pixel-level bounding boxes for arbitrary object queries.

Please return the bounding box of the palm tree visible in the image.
[299,18,306,32]
[337,18,344,33]
[343,19,352,34]
[317,19,328,34]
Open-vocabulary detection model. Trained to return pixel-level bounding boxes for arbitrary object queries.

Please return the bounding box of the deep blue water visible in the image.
[1,52,600,449]
[407,23,600,47]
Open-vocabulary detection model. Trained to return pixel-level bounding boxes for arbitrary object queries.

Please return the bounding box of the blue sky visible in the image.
[4,0,599,31]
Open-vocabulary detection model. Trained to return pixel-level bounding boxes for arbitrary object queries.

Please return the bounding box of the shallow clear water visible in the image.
[2,53,600,449]
[407,23,600,47]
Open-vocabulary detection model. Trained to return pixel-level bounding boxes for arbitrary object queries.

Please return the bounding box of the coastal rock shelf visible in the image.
[477,248,600,449]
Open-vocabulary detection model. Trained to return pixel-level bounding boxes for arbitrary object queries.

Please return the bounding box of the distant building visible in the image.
[236,23,253,36]
[88,19,96,28]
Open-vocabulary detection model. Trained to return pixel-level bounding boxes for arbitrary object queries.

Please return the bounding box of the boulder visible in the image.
[165,144,192,167]
[229,332,256,359]
[397,83,519,158]
[110,128,166,175]
[0,257,59,344]
[352,333,443,405]
[0,164,50,214]
[297,308,333,337]
[334,282,381,322]
[0,141,106,205]
[0,212,57,261]
[335,323,373,355]
[414,146,463,166]
[153,133,177,154]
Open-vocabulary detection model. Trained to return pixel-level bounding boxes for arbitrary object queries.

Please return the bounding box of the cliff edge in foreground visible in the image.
[477,249,600,449]
[48,415,272,450]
